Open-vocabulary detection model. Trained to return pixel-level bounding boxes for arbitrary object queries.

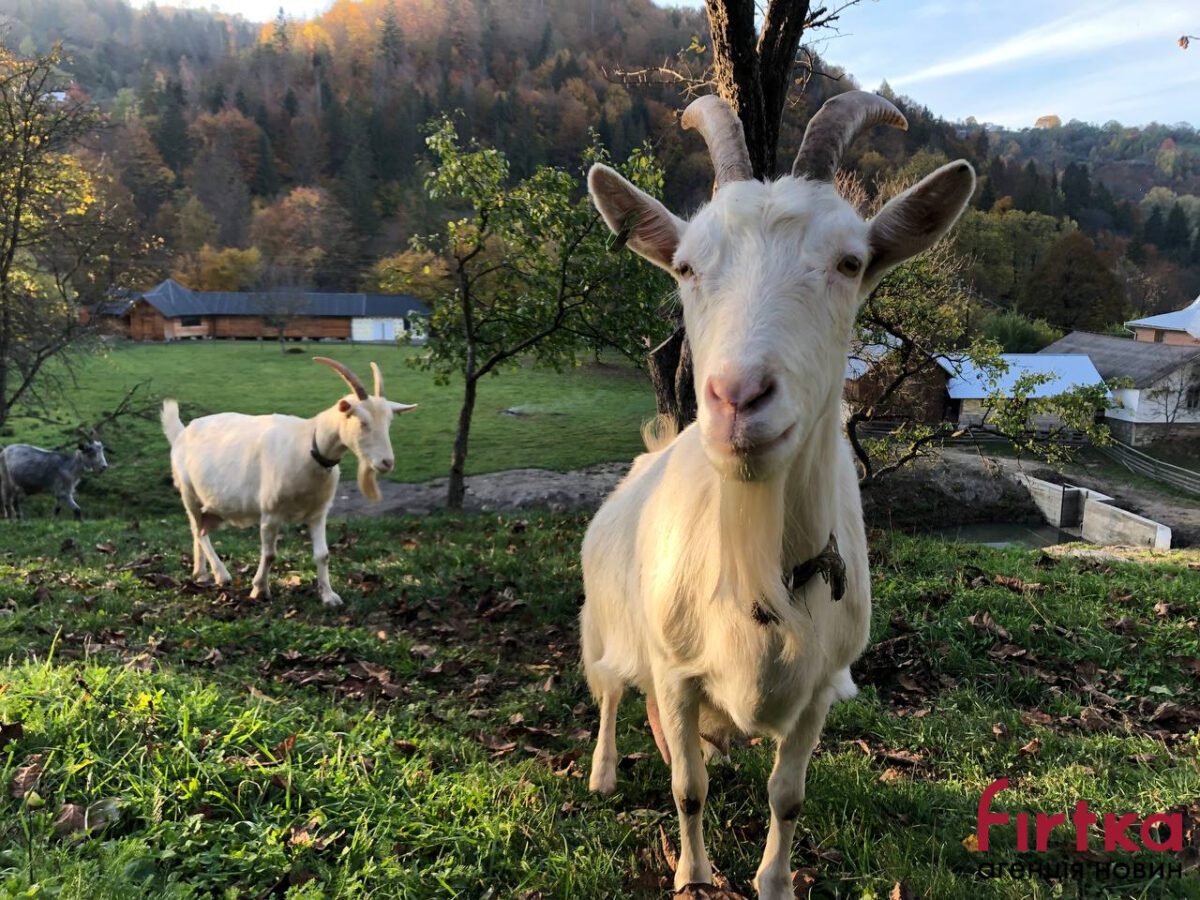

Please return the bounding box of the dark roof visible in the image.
[94,299,134,317]
[1039,331,1200,388]
[135,279,429,320]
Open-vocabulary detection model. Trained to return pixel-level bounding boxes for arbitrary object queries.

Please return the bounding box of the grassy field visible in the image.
[0,513,1198,898]
[0,342,654,518]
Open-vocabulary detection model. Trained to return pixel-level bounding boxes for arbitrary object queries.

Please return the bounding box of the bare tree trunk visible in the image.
[648,326,697,431]
[447,373,477,510]
[703,0,812,179]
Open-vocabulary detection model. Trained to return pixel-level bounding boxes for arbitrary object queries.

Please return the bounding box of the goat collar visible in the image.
[310,432,342,470]
[752,533,846,626]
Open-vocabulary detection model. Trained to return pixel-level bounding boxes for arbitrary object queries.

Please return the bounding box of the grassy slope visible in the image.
[0,515,1198,898]
[1,343,653,517]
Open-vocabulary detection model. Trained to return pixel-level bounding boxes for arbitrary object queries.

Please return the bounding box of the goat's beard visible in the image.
[357,462,381,502]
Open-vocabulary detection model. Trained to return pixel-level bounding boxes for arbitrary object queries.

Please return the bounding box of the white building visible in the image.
[1040,332,1200,447]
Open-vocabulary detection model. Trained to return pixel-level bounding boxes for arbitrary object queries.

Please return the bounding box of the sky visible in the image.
[158,0,1199,129]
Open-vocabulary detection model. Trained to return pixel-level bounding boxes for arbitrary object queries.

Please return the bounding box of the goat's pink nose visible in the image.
[378,458,394,473]
[705,373,776,417]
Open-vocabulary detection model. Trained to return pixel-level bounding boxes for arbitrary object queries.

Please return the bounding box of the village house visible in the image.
[93,279,430,343]
[936,353,1106,432]
[1040,331,1200,447]
[843,337,1106,434]
[1126,295,1200,347]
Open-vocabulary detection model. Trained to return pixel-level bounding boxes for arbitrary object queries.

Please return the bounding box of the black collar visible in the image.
[310,432,342,469]
[752,533,846,626]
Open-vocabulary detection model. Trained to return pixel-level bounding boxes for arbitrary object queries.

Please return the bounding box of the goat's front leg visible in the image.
[753,693,834,900]
[308,514,341,607]
[250,519,281,599]
[653,666,711,891]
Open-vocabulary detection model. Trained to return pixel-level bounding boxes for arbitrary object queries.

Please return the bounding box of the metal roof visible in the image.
[936,353,1105,399]
[1126,295,1200,336]
[1039,331,1200,388]
[136,279,430,320]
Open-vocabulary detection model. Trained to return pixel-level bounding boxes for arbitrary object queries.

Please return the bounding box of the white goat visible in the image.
[161,358,416,606]
[581,92,974,898]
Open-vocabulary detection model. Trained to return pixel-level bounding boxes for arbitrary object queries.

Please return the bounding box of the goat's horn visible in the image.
[313,357,368,400]
[793,91,908,182]
[681,95,752,190]
[370,362,383,398]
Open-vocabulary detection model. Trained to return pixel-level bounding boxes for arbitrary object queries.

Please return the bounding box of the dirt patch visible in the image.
[331,463,629,517]
[860,450,1040,531]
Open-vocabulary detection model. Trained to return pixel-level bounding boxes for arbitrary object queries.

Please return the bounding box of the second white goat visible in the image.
[162,357,415,606]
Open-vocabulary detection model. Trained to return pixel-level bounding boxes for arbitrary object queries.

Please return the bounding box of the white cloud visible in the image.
[891,1,1193,88]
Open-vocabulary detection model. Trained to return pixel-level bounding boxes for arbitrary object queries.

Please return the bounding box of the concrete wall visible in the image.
[1081,498,1172,549]
[1018,473,1170,548]
[1017,474,1072,526]
[1015,474,1112,528]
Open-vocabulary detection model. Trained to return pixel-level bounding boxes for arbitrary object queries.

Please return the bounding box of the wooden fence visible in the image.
[1099,441,1200,496]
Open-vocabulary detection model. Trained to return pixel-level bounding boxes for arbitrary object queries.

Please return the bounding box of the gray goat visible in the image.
[0,440,109,521]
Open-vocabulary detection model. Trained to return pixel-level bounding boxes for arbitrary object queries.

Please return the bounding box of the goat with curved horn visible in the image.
[371,362,384,398]
[793,90,908,183]
[682,95,753,190]
[313,357,368,400]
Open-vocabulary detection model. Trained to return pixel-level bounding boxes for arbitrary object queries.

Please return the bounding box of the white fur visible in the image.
[583,161,973,898]
[161,379,414,606]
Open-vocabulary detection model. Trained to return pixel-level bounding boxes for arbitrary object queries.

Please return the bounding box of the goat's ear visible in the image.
[337,398,353,414]
[588,164,683,273]
[390,402,418,414]
[862,160,975,293]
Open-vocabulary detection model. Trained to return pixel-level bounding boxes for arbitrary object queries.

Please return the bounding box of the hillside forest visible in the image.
[3,0,1200,347]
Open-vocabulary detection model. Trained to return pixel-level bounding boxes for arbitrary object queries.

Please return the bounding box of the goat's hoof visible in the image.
[249,585,270,600]
[752,870,793,900]
[321,592,343,608]
[588,768,617,795]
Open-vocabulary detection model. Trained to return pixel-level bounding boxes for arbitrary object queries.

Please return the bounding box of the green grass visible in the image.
[1,342,654,517]
[1,514,1198,898]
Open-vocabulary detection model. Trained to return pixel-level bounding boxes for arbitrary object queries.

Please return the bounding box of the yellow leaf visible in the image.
[962,833,980,852]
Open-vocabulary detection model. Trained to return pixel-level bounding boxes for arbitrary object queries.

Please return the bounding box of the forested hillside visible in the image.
[2,0,1198,331]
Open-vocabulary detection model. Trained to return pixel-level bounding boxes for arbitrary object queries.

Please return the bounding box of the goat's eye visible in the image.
[674,262,693,279]
[837,255,862,277]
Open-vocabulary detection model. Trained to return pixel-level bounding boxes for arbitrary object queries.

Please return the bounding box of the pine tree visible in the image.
[340,121,379,236]
[1143,207,1166,246]
[272,7,290,51]
[380,1,404,66]
[153,79,190,173]
[1163,203,1191,256]
[253,131,281,196]
[1060,162,1092,217]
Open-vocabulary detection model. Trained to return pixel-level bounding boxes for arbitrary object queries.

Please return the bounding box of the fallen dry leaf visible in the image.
[10,753,44,799]
[890,883,916,900]
[52,803,86,838]
[1019,738,1042,757]
[659,825,678,872]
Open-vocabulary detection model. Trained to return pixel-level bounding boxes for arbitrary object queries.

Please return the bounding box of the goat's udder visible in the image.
[199,512,223,536]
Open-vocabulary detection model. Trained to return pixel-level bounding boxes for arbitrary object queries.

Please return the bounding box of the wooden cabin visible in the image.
[99,279,428,343]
